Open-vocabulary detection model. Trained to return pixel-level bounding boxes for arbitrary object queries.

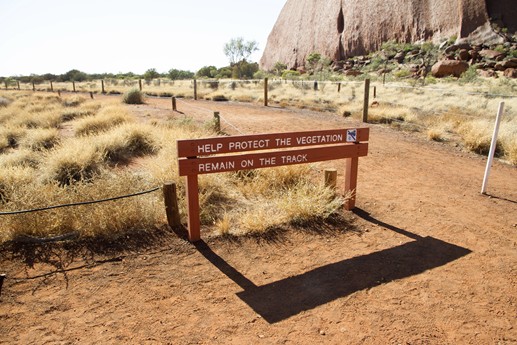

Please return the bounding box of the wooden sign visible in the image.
[177,127,369,242]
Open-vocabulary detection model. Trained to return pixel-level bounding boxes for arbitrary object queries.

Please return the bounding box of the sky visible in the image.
[0,0,286,76]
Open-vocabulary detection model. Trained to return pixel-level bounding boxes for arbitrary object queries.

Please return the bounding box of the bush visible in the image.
[122,89,145,104]
[0,97,11,107]
[282,70,301,79]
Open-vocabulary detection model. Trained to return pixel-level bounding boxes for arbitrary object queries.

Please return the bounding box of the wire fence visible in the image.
[0,187,160,216]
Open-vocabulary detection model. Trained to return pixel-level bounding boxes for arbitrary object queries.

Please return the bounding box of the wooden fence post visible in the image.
[362,78,370,123]
[214,112,221,133]
[17,81,20,90]
[32,82,35,91]
[172,96,177,111]
[337,82,341,93]
[373,86,377,99]
[90,92,94,99]
[344,157,359,210]
[324,169,338,189]
[193,79,197,100]
[264,77,268,107]
[382,60,387,85]
[163,182,181,228]
[101,80,105,94]
[50,81,54,92]
[139,79,142,91]
[313,80,318,91]
[73,81,76,92]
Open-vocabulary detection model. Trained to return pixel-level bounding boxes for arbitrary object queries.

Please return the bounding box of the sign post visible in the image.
[177,127,369,242]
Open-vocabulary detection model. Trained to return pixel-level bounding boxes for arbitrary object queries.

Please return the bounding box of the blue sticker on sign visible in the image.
[346,129,357,142]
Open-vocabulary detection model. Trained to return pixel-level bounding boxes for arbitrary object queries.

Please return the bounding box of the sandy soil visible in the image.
[1,96,516,344]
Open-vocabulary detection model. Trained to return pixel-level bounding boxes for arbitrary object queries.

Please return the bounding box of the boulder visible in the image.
[479,49,505,59]
[478,69,497,78]
[458,49,471,61]
[394,52,406,63]
[503,68,517,78]
[260,0,511,71]
[343,70,362,77]
[431,60,470,78]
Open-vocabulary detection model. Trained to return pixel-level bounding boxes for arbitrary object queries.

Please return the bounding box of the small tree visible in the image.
[223,37,259,78]
[143,68,160,81]
[196,66,218,79]
[273,62,287,76]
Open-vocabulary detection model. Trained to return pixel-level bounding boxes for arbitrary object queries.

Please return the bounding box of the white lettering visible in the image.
[281,154,308,164]
[199,161,235,173]
[259,157,276,166]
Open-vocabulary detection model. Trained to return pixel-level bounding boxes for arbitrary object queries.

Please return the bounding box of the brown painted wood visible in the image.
[186,175,201,241]
[178,128,369,157]
[179,143,368,176]
[344,157,359,210]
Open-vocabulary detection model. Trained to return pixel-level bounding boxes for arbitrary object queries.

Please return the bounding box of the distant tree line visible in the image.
[1,37,262,84]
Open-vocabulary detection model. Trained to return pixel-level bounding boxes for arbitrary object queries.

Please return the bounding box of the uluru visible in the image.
[260,0,517,71]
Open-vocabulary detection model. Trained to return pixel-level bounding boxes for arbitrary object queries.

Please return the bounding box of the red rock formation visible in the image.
[261,0,512,71]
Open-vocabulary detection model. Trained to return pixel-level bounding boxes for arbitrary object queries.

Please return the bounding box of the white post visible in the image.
[481,102,505,194]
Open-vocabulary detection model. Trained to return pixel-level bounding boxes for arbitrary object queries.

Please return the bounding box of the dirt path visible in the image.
[1,98,516,344]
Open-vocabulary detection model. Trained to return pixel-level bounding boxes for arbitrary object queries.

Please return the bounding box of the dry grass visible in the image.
[95,123,160,164]
[0,90,346,244]
[74,104,133,136]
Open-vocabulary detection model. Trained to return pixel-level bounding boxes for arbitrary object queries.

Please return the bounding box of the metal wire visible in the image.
[0,187,160,216]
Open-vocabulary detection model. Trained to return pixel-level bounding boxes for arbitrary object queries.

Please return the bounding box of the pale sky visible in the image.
[0,0,286,77]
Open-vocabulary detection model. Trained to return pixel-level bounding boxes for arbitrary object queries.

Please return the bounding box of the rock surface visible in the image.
[261,0,514,71]
[431,60,470,78]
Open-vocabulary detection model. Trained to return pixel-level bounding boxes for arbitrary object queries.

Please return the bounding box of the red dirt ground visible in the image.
[1,96,516,344]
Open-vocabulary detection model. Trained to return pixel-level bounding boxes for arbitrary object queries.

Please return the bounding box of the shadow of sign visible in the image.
[195,220,471,324]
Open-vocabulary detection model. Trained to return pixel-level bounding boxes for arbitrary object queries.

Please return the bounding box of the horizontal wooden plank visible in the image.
[179,143,368,176]
[177,128,369,157]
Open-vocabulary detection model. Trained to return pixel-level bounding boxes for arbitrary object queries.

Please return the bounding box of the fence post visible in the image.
[73,81,76,92]
[90,92,94,99]
[101,80,105,94]
[337,82,341,93]
[344,157,359,210]
[32,82,35,91]
[17,81,20,90]
[264,77,268,107]
[324,169,338,190]
[383,61,387,85]
[373,86,377,99]
[481,102,505,194]
[314,80,318,91]
[139,79,142,91]
[362,78,370,123]
[193,79,197,100]
[163,182,181,228]
[50,81,54,92]
[213,112,221,133]
[172,96,177,111]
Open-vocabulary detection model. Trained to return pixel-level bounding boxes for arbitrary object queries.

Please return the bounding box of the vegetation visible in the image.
[122,89,145,105]
[0,91,346,244]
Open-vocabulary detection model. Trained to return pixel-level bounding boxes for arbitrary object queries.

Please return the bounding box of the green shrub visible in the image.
[282,70,301,79]
[122,89,145,104]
